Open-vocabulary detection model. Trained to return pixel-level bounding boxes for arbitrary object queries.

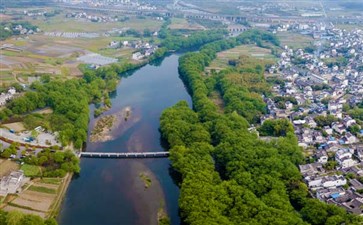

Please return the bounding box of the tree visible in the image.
[258,119,294,137]
[143,28,152,37]
[301,199,328,225]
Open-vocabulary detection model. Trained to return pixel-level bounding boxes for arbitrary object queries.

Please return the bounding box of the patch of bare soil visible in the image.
[0,160,20,177]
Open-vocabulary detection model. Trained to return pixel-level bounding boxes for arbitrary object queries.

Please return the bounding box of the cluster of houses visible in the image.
[23,10,47,17]
[263,24,363,214]
[300,146,363,215]
[66,12,119,23]
[107,39,159,60]
[130,41,159,61]
[0,87,17,107]
[3,24,40,35]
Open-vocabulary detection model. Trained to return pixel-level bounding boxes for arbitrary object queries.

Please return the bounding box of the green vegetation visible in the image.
[22,149,80,178]
[20,164,41,177]
[348,106,363,121]
[0,143,17,158]
[314,115,339,127]
[0,21,38,40]
[28,185,57,194]
[139,173,152,189]
[159,23,227,51]
[259,119,294,136]
[39,178,62,185]
[273,96,298,109]
[159,30,362,225]
[0,210,57,225]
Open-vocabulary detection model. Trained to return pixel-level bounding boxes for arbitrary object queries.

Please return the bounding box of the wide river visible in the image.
[58,54,191,225]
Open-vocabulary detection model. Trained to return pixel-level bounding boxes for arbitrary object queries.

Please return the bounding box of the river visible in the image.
[57,54,191,225]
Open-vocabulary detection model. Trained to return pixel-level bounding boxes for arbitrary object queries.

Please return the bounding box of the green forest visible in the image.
[0,210,57,225]
[160,30,363,225]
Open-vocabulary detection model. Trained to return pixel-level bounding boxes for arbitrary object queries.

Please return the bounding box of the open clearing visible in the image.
[2,122,26,132]
[207,45,277,71]
[20,164,42,177]
[0,160,20,177]
[169,18,205,30]
[277,32,314,49]
[32,15,163,32]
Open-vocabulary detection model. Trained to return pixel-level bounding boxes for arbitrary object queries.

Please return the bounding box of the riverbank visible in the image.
[48,173,73,218]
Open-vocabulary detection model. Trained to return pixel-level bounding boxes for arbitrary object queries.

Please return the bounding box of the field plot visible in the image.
[207,45,277,71]
[2,122,26,132]
[0,71,16,86]
[0,36,88,81]
[277,32,314,49]
[169,18,205,30]
[2,177,64,218]
[32,15,163,32]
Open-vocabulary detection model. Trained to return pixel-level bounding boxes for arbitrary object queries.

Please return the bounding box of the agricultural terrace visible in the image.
[1,176,71,219]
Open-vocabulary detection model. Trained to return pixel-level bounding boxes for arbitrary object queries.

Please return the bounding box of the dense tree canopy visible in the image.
[258,119,295,137]
[160,30,362,225]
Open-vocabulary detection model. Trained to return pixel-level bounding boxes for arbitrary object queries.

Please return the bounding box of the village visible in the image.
[262,22,363,215]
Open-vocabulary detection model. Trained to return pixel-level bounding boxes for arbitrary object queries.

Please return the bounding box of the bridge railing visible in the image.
[79,152,169,159]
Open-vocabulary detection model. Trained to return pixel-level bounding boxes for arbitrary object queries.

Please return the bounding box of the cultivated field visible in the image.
[1,177,67,218]
[1,12,162,86]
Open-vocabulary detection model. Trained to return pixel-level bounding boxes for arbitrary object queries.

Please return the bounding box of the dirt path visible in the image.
[48,173,72,218]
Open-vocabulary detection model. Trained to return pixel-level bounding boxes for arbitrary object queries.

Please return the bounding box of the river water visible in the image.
[58,54,191,225]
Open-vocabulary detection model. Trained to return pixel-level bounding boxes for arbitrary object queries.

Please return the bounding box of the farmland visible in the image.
[0,11,163,87]
[1,176,71,219]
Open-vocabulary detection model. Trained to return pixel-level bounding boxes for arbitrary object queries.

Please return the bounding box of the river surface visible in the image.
[58,54,191,225]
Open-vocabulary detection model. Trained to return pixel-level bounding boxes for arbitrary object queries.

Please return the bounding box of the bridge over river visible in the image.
[79,151,169,159]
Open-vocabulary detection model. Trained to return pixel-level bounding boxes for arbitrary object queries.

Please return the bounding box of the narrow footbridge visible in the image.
[79,151,169,159]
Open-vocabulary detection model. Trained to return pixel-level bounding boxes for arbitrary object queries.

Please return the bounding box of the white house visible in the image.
[322,175,347,188]
[343,116,356,127]
[132,52,143,60]
[0,170,25,196]
[316,151,328,164]
[335,148,357,168]
[306,176,323,189]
